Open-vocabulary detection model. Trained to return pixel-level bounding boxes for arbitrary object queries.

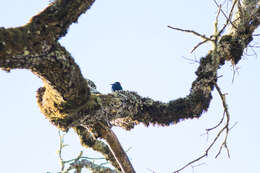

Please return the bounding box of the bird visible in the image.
[111,82,123,92]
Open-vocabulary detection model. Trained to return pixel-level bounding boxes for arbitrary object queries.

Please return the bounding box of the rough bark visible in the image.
[1,0,260,172]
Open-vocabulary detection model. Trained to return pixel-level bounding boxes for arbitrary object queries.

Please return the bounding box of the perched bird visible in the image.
[111,82,123,92]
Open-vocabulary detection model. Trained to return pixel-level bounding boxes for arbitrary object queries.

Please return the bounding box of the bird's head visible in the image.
[111,82,121,86]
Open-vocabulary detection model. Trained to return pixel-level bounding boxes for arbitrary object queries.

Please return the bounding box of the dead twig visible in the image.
[173,83,233,173]
[214,83,231,158]
[206,111,225,131]
[191,39,211,53]
[57,131,68,172]
[168,25,214,52]
[214,0,239,34]
[167,26,212,41]
[181,56,200,64]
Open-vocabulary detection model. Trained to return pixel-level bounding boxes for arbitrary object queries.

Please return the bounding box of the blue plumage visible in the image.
[111,82,123,92]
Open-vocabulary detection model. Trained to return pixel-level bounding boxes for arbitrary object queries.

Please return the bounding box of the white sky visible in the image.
[0,0,260,173]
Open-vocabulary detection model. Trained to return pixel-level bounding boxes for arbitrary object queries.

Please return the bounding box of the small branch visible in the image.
[173,83,233,173]
[230,121,238,130]
[167,25,212,41]
[214,1,222,35]
[212,1,222,50]
[206,111,225,131]
[167,25,215,53]
[191,39,211,53]
[214,83,231,158]
[57,131,67,171]
[57,130,118,173]
[181,56,200,64]
[173,155,206,173]
[98,123,136,173]
[214,0,239,33]
[74,126,121,171]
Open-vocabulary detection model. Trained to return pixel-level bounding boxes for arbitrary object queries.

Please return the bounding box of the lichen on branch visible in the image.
[1,0,260,172]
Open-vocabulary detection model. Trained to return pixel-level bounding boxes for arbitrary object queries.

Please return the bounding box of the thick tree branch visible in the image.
[29,0,95,41]
[1,0,260,172]
[0,0,95,58]
[1,0,258,131]
[0,0,96,131]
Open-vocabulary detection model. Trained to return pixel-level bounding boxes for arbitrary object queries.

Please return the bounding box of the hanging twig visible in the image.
[173,83,233,173]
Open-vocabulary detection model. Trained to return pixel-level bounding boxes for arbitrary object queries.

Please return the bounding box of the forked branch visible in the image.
[173,83,233,173]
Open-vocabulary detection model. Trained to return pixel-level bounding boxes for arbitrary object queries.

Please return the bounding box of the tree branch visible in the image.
[1,0,260,172]
[0,0,95,130]
[97,123,135,173]
[173,83,232,173]
[74,126,122,171]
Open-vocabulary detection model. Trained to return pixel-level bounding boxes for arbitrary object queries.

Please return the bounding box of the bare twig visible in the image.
[191,39,211,53]
[181,56,200,64]
[206,111,225,131]
[167,25,214,52]
[57,131,68,171]
[173,83,233,173]
[245,43,259,58]
[167,25,212,41]
[212,1,223,48]
[57,130,114,173]
[168,0,239,53]
[214,83,231,158]
[230,121,238,130]
[214,0,239,34]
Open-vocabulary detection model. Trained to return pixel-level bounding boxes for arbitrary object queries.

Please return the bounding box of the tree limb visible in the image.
[1,0,260,172]
[74,126,122,171]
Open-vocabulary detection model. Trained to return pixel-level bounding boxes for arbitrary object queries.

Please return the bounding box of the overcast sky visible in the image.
[0,1,260,173]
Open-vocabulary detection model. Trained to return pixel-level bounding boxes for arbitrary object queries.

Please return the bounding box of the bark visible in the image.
[1,0,260,172]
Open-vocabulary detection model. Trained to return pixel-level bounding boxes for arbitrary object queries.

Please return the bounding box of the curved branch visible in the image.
[1,0,260,172]
[0,1,96,126]
[0,0,96,130]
